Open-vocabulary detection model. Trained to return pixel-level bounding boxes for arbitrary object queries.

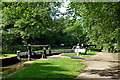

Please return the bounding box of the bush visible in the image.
[102,43,109,52]
[31,47,43,51]
[102,43,118,52]
[2,45,27,54]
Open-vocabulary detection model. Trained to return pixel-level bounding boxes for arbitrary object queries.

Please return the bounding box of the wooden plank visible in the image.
[24,45,49,47]
[31,45,49,47]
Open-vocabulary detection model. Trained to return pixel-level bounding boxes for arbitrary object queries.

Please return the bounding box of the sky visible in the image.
[58,1,81,20]
[51,0,81,20]
[53,0,70,19]
[59,1,70,13]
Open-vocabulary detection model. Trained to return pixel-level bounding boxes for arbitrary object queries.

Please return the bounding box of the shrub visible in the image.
[102,43,118,52]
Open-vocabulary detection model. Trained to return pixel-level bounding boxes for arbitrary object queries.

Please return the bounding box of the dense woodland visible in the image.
[1,2,120,53]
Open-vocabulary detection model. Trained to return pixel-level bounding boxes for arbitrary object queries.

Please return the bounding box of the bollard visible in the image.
[42,47,47,58]
[108,47,110,52]
[17,50,21,61]
[85,47,87,55]
[27,44,31,61]
[48,46,52,55]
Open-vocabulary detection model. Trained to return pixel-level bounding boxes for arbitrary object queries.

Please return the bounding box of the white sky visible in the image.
[59,1,70,13]
[54,0,81,20]
[59,7,67,13]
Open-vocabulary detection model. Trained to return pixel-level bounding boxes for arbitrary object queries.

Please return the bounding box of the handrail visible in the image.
[23,44,50,47]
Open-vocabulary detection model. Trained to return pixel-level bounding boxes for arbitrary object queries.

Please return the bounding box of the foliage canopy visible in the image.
[1,2,120,53]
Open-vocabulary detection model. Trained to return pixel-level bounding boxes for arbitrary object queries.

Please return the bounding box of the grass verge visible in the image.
[62,51,99,58]
[0,54,16,57]
[8,58,86,79]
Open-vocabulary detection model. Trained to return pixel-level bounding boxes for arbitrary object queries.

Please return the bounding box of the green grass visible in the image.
[8,58,86,79]
[0,54,16,57]
[62,51,99,58]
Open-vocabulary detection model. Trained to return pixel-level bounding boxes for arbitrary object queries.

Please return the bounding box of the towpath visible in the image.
[75,52,119,80]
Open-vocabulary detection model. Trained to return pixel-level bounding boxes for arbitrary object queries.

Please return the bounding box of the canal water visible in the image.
[0,50,63,79]
[0,58,38,78]
[1,61,25,78]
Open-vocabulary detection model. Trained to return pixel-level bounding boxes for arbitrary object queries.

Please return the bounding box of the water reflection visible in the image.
[1,58,38,78]
[1,61,25,78]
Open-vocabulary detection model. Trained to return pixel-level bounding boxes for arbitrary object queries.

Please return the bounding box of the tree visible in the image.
[68,2,120,45]
[2,2,55,53]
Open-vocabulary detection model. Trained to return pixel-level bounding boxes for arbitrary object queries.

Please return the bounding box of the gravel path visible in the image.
[75,52,119,80]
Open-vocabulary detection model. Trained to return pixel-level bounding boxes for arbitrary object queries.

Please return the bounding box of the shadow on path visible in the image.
[75,52,119,79]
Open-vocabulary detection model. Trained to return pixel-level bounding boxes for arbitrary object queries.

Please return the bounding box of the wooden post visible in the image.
[27,44,31,61]
[108,47,110,52]
[17,50,21,61]
[48,46,51,55]
[42,47,47,58]
[85,47,87,55]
